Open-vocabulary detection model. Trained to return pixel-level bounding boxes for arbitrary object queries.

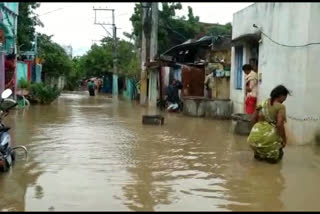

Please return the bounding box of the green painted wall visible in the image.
[16,61,28,86]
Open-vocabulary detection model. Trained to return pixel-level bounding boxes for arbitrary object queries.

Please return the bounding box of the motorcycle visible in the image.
[0,89,28,172]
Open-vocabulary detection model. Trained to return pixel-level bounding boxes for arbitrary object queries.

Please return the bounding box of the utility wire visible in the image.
[258,27,320,47]
[102,12,130,19]
[36,4,74,17]
[38,8,63,16]
[159,23,186,40]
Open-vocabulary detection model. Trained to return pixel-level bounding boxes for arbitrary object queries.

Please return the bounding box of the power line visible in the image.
[159,23,186,40]
[101,12,130,20]
[38,8,63,16]
[36,4,75,17]
[253,24,320,48]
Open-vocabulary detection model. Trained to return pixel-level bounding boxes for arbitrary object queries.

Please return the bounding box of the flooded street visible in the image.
[1,91,320,211]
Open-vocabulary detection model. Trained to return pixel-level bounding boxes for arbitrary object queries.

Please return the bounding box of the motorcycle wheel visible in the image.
[0,160,8,172]
[11,150,16,161]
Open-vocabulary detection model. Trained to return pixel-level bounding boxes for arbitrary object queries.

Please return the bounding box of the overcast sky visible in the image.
[35,2,253,56]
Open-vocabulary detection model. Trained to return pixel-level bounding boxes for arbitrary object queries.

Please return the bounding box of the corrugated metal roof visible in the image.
[161,35,231,57]
[161,36,214,57]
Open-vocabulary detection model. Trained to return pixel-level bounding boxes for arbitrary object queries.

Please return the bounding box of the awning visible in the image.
[231,33,261,46]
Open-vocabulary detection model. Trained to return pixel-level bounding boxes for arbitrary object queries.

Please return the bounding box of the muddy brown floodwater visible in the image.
[1,92,320,211]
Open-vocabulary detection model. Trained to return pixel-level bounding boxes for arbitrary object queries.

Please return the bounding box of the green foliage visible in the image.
[17,79,61,104]
[77,37,140,81]
[37,33,73,79]
[29,83,61,104]
[208,22,232,36]
[129,3,204,54]
[17,2,43,52]
[64,57,85,91]
[129,3,232,54]
[18,79,31,89]
[79,43,113,78]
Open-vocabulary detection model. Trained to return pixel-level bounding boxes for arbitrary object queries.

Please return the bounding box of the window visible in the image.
[235,46,243,89]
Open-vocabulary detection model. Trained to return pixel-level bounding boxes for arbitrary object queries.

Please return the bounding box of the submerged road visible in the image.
[1,92,320,211]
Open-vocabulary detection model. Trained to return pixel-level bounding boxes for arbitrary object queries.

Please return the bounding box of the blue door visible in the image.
[235,46,243,89]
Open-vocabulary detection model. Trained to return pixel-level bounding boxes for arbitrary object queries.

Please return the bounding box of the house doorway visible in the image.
[245,41,259,114]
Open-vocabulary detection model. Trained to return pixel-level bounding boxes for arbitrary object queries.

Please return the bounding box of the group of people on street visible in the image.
[242,63,290,164]
[87,78,102,96]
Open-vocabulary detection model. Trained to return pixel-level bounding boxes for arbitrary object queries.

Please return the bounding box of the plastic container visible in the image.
[142,115,164,125]
[231,113,253,135]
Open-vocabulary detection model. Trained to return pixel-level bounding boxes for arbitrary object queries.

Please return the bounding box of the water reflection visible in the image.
[222,161,285,211]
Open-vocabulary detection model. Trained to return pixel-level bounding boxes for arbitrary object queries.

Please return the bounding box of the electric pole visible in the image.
[148,2,159,107]
[150,3,158,62]
[140,2,150,105]
[111,9,118,96]
[93,7,118,96]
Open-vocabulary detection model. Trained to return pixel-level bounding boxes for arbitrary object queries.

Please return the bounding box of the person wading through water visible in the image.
[88,80,96,96]
[247,85,291,164]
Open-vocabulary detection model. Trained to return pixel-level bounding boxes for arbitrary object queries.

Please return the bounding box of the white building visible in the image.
[62,45,73,58]
[230,3,320,145]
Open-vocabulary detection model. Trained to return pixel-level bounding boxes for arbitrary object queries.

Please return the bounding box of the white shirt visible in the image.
[245,70,258,97]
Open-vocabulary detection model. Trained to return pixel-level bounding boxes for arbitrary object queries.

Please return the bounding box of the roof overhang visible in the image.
[231,33,261,46]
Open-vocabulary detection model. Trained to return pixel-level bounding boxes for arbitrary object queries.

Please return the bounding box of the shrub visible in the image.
[18,79,31,89]
[29,83,61,104]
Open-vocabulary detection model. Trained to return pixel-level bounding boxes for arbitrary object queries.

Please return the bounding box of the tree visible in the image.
[37,33,72,80]
[17,2,43,52]
[208,22,232,37]
[77,37,140,80]
[128,3,233,54]
[64,57,85,91]
[79,43,113,78]
[129,3,204,54]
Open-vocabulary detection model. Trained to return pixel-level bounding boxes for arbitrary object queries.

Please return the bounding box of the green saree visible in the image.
[247,99,285,160]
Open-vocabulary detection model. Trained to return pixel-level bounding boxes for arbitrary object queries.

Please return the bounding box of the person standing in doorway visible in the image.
[243,64,258,114]
[204,68,216,99]
[249,58,258,73]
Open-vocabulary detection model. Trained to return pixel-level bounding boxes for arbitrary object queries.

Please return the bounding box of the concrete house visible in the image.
[230,3,320,145]
[157,35,233,118]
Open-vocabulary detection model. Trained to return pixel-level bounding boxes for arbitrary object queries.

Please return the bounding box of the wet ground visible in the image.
[1,91,320,211]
